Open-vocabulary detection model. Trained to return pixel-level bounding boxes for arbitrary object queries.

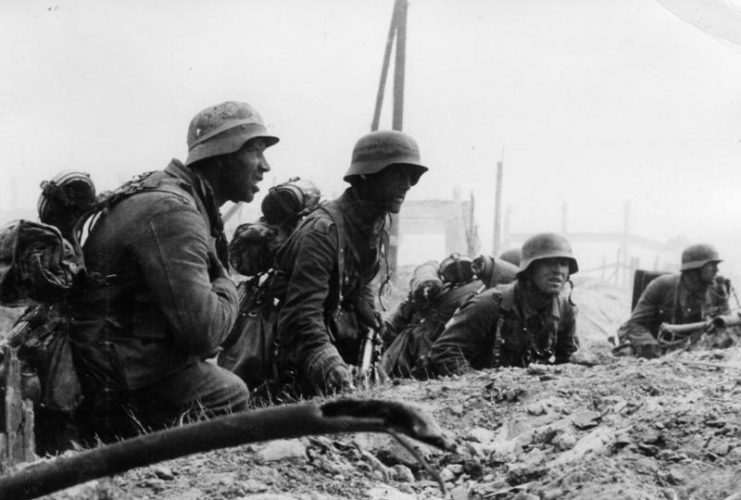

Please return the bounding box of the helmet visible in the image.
[472,254,519,288]
[37,170,97,224]
[343,130,427,185]
[497,248,522,267]
[261,177,321,225]
[185,101,279,166]
[517,233,578,276]
[438,253,475,285]
[680,243,722,271]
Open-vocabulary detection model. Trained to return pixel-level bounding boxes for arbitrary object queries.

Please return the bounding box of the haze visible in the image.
[2,0,741,283]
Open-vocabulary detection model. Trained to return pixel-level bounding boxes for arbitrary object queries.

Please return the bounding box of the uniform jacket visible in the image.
[617,272,730,343]
[71,160,239,391]
[429,281,578,376]
[271,188,384,386]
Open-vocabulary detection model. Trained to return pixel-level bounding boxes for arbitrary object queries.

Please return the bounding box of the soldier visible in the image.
[272,130,428,394]
[428,233,579,376]
[381,253,519,378]
[616,243,732,358]
[70,101,278,441]
[498,247,522,267]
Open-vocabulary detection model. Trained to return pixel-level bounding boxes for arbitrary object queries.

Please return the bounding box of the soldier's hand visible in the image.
[326,364,355,393]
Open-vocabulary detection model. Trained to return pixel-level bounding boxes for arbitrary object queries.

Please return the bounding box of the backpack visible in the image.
[0,170,185,415]
[217,178,347,391]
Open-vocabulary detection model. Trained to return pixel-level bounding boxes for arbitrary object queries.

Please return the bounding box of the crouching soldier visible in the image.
[271,130,428,394]
[69,101,278,442]
[428,233,579,376]
[616,243,733,358]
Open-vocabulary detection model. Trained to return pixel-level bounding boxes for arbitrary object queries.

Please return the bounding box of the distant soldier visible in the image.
[497,247,522,267]
[428,233,579,376]
[616,243,732,358]
[271,130,428,394]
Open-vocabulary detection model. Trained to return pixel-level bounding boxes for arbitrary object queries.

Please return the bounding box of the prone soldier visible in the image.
[428,233,580,376]
[616,243,734,358]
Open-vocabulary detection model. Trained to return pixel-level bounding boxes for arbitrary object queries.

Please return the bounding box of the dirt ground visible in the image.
[6,277,741,500]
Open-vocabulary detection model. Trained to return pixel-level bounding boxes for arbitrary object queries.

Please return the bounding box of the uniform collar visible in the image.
[509,280,562,320]
[164,159,223,235]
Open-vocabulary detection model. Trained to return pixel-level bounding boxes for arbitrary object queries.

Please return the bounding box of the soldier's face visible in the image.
[530,258,571,295]
[359,164,416,213]
[699,262,719,285]
[224,139,271,203]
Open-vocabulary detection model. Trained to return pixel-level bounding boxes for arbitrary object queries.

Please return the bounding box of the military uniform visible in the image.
[270,189,383,392]
[617,273,730,354]
[429,281,578,376]
[71,160,248,439]
[381,278,482,378]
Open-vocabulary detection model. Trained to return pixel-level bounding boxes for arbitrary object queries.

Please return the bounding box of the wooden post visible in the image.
[1,345,35,472]
[386,0,408,278]
[392,0,407,132]
[492,160,503,256]
[370,1,398,131]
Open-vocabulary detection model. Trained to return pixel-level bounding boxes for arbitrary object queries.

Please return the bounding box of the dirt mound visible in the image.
[10,279,741,500]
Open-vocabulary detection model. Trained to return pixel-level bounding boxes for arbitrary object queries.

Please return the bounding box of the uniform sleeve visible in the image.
[555,303,578,363]
[384,297,415,340]
[134,202,238,356]
[709,277,732,317]
[616,278,664,344]
[276,221,346,385]
[429,292,498,376]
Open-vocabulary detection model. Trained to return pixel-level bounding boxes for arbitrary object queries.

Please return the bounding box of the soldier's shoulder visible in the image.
[296,207,335,235]
[648,273,679,288]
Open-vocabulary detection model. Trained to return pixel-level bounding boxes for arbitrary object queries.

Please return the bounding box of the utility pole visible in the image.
[492,157,503,256]
[371,0,408,278]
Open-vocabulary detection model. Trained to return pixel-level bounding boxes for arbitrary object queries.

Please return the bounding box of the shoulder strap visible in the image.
[317,203,346,306]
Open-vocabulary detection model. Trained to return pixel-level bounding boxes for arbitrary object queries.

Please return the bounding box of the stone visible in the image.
[393,464,416,483]
[257,439,307,462]
[467,427,496,444]
[450,484,469,500]
[152,466,175,480]
[367,485,417,500]
[571,410,602,430]
[440,467,456,483]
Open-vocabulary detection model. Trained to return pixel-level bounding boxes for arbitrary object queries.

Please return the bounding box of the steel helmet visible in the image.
[517,232,578,276]
[497,248,522,267]
[185,101,279,166]
[680,243,722,271]
[438,253,475,285]
[472,254,519,288]
[37,170,97,223]
[343,130,427,185]
[261,177,322,225]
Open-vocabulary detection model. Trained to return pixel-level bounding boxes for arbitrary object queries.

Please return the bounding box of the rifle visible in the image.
[657,311,741,350]
[356,325,386,387]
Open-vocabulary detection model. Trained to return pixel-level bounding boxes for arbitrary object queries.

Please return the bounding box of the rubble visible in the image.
[3,278,740,499]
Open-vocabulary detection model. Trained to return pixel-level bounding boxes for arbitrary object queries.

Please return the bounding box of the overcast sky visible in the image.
[2,0,741,276]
